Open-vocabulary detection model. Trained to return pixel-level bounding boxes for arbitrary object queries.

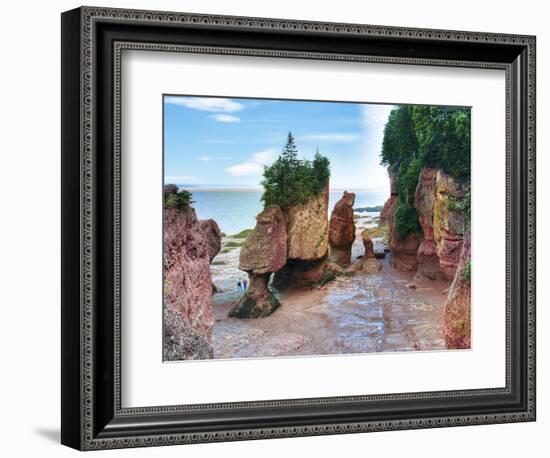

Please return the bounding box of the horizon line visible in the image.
[172,186,390,193]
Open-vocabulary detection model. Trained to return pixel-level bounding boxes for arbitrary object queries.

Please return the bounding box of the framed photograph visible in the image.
[61,6,536,450]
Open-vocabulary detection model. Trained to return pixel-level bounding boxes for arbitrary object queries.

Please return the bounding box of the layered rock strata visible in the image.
[433,171,469,280]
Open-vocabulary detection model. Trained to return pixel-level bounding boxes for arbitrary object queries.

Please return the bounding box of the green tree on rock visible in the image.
[261,132,330,209]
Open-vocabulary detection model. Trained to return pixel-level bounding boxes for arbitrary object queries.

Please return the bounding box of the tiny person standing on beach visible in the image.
[237,280,242,291]
[243,278,248,290]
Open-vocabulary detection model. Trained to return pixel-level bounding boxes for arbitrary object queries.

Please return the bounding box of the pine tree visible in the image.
[261,133,330,208]
[281,132,298,165]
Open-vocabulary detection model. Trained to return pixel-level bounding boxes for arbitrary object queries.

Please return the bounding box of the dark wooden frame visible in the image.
[61,6,536,450]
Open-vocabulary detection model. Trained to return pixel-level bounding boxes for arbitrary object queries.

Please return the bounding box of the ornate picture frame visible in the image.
[61,6,536,450]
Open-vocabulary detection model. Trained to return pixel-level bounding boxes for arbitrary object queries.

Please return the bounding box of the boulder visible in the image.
[285,183,329,261]
[348,257,381,275]
[443,230,471,349]
[199,219,222,262]
[329,191,356,266]
[433,170,469,280]
[361,230,375,259]
[361,258,382,274]
[230,206,287,318]
[164,204,213,356]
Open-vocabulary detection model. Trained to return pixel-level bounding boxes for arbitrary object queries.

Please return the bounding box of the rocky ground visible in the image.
[211,214,450,359]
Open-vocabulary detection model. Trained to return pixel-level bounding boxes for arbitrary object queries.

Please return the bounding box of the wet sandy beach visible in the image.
[211,214,450,359]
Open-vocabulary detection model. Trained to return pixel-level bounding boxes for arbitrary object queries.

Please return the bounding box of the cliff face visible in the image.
[285,183,329,261]
[433,171,468,280]
[329,191,356,267]
[229,206,287,318]
[388,167,468,280]
[163,203,214,359]
[443,229,471,349]
[414,167,444,279]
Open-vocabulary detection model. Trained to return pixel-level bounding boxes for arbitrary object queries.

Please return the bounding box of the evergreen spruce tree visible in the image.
[261,132,330,209]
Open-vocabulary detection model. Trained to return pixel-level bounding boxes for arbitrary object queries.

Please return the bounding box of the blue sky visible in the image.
[164,95,393,190]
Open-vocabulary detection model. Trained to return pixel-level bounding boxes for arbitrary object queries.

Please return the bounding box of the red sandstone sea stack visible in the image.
[229,205,287,318]
[329,191,356,267]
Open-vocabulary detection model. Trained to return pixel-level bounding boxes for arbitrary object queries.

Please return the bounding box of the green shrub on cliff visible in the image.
[165,189,194,210]
[394,201,422,239]
[261,132,330,208]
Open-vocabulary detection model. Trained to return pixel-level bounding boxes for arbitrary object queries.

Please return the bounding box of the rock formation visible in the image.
[385,168,468,278]
[163,192,214,359]
[357,230,381,274]
[414,167,444,279]
[433,170,469,280]
[199,219,222,262]
[329,191,356,267]
[273,184,333,289]
[229,206,287,318]
[443,229,471,349]
[361,230,375,259]
[380,167,397,226]
[285,183,329,261]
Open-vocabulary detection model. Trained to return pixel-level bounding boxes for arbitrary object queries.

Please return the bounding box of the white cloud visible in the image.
[251,149,274,165]
[226,148,275,177]
[297,133,360,142]
[199,156,211,162]
[225,162,264,176]
[164,175,201,184]
[164,96,244,112]
[210,114,241,123]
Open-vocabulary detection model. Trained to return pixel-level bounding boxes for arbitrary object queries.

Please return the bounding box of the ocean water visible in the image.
[187,188,388,235]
